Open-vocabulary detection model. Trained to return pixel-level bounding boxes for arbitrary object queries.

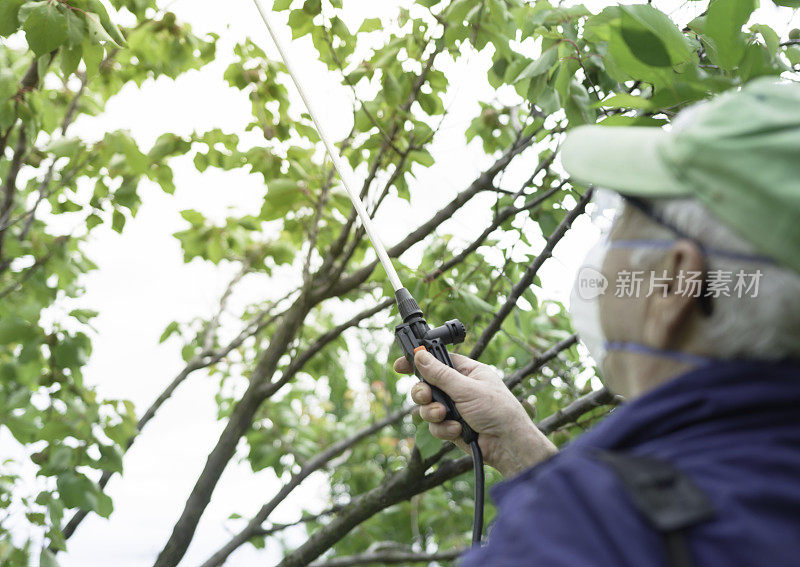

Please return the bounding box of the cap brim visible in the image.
[561,125,690,198]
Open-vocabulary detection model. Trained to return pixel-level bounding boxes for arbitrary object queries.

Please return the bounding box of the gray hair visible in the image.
[630,198,800,361]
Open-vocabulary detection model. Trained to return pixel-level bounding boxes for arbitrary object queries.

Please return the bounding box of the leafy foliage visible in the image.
[0,1,798,566]
[0,1,217,563]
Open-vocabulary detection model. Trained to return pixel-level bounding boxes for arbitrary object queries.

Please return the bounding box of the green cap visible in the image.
[561,79,800,274]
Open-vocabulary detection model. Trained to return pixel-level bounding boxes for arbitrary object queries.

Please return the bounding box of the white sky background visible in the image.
[3,1,797,566]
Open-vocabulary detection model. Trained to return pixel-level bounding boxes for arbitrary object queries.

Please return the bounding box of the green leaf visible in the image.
[0,68,16,101]
[23,3,68,56]
[705,0,757,70]
[408,149,434,167]
[180,209,205,225]
[381,71,402,105]
[458,290,494,313]
[261,179,302,220]
[0,318,37,345]
[617,5,692,67]
[414,422,441,459]
[64,9,86,46]
[773,0,800,6]
[56,473,96,510]
[0,0,24,36]
[45,138,81,158]
[358,18,382,33]
[85,0,126,45]
[85,213,103,230]
[86,14,120,47]
[97,444,124,473]
[515,47,558,82]
[787,45,800,66]
[60,44,83,78]
[274,0,293,10]
[594,93,653,110]
[302,0,321,16]
[39,549,61,567]
[288,9,313,39]
[598,115,668,127]
[159,321,180,343]
[564,79,594,126]
[49,446,73,472]
[82,39,104,77]
[752,24,780,54]
[111,210,126,233]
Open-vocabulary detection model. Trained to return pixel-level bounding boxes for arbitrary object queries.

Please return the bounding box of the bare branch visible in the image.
[253,504,346,538]
[60,72,88,136]
[303,169,335,284]
[503,334,578,389]
[536,387,618,433]
[203,263,251,354]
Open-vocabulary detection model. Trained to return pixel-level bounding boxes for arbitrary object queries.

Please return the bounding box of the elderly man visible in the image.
[394,79,800,566]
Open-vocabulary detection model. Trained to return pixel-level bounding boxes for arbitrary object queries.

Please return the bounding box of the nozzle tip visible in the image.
[395,288,422,321]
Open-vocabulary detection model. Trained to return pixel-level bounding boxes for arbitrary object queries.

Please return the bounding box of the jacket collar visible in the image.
[571,360,800,452]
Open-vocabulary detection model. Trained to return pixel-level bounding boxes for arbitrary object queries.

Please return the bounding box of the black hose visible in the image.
[470,440,485,546]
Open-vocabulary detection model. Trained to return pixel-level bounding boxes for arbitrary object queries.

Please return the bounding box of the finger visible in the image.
[414,350,474,399]
[449,353,487,376]
[410,382,432,405]
[429,420,462,441]
[394,356,413,374]
[419,402,447,423]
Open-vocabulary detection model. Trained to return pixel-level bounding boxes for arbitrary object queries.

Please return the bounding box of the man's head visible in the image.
[592,196,800,397]
[562,80,800,398]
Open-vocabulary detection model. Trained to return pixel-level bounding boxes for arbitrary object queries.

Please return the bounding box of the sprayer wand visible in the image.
[251,0,484,545]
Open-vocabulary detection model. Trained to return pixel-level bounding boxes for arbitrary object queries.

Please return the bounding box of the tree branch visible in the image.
[323,133,536,299]
[262,297,395,397]
[274,385,615,567]
[503,334,578,389]
[0,127,28,274]
[253,504,346,538]
[152,293,317,567]
[199,405,409,567]
[309,548,463,567]
[469,187,594,360]
[427,182,562,282]
[536,387,618,433]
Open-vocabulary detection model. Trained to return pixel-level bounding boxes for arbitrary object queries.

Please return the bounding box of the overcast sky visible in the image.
[5,1,797,566]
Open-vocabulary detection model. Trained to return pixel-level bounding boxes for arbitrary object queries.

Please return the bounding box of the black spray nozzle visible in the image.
[426,319,467,345]
[395,287,423,321]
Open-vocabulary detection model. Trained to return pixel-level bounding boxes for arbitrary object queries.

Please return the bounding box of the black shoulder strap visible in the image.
[594,450,715,567]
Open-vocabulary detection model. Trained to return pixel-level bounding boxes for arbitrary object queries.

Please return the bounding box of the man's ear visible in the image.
[643,239,706,350]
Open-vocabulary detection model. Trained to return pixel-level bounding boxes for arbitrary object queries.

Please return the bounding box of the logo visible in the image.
[575,266,608,300]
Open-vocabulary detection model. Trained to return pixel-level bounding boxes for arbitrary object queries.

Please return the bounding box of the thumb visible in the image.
[414,349,474,400]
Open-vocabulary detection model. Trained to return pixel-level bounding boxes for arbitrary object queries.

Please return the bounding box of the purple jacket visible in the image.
[460,361,800,567]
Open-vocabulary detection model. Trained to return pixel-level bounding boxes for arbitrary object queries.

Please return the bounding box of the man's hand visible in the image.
[395,349,558,478]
